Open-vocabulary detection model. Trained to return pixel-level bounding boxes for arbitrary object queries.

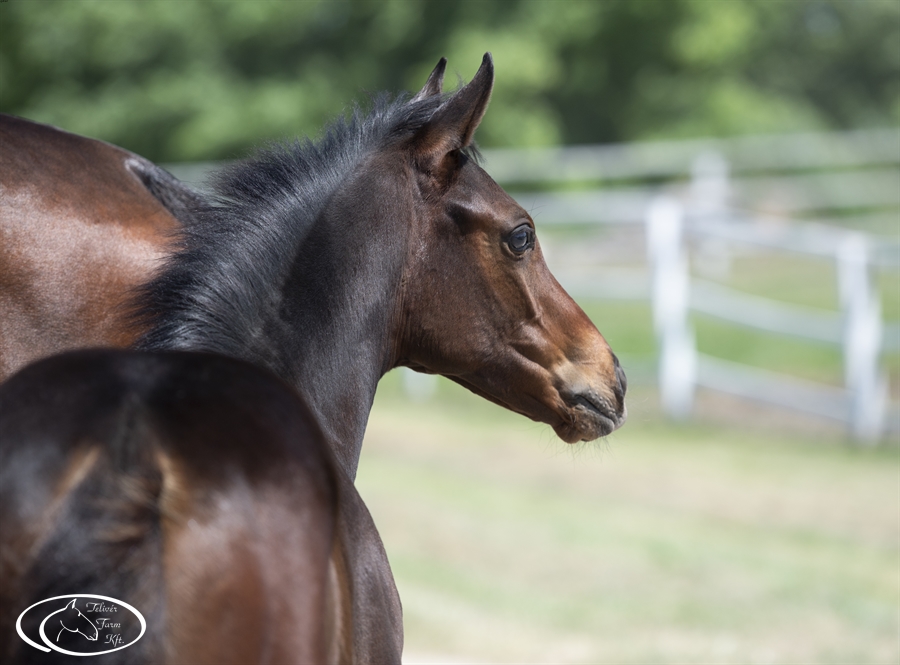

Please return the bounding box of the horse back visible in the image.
[0,116,200,379]
[0,349,339,664]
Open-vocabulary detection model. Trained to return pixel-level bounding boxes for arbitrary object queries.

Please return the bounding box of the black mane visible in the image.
[133,91,451,366]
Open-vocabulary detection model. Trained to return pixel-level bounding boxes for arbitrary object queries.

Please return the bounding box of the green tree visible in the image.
[1,0,896,162]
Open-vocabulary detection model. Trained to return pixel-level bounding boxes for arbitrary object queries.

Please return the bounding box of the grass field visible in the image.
[356,375,900,664]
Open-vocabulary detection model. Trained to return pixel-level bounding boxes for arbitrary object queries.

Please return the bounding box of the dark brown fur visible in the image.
[0,114,201,377]
[0,55,625,662]
[0,349,398,664]
[0,57,625,462]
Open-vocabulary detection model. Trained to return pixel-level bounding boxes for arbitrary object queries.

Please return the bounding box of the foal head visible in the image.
[135,54,625,449]
[393,55,626,441]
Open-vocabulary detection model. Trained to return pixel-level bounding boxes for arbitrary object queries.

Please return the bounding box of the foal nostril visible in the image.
[613,356,627,406]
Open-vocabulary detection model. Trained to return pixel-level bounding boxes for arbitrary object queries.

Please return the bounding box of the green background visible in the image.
[2,0,898,161]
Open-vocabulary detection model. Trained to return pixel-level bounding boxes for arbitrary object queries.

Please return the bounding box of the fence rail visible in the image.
[484,129,900,182]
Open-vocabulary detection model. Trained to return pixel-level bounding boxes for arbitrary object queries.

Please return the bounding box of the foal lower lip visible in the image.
[565,393,622,438]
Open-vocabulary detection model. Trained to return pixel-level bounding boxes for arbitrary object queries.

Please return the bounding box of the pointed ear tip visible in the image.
[478,53,494,77]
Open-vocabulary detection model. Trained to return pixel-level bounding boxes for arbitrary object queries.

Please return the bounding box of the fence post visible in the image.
[690,151,730,216]
[647,196,696,419]
[690,151,733,280]
[838,233,887,442]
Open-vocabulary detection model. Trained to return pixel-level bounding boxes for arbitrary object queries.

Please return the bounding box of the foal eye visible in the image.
[507,225,535,254]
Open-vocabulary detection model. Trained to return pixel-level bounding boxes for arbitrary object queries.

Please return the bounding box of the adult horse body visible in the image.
[0,113,202,378]
[0,349,398,664]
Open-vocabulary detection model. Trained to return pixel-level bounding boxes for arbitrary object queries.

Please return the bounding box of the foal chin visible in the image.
[428,328,627,445]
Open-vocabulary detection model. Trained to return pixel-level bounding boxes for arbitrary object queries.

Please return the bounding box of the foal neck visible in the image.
[276,169,410,477]
[137,97,439,478]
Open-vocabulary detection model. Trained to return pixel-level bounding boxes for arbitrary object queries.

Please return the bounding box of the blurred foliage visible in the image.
[1,0,897,162]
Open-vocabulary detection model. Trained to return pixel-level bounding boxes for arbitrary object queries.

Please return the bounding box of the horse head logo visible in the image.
[56,598,98,643]
[17,593,145,656]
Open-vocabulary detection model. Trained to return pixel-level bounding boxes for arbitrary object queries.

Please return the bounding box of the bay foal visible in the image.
[1,55,626,662]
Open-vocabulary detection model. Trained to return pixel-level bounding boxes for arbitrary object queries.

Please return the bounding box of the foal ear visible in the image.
[66,599,77,609]
[411,57,447,102]
[414,52,494,162]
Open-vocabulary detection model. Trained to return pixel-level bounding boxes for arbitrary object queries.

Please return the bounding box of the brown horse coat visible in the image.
[0,349,400,664]
[1,56,625,461]
[0,54,626,663]
[0,114,199,378]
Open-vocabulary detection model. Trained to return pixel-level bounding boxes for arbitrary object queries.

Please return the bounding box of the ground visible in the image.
[357,376,899,665]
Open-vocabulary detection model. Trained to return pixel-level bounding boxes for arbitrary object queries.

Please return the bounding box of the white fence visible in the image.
[482,129,900,443]
[166,129,900,442]
[647,197,892,442]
